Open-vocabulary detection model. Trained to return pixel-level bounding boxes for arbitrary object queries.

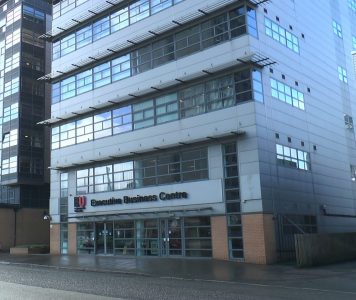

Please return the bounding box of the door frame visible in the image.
[159,218,183,257]
[95,222,113,255]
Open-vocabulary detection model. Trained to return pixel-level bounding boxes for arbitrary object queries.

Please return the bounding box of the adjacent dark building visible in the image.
[0,0,51,250]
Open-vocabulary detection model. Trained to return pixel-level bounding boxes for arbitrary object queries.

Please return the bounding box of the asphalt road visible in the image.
[0,263,356,299]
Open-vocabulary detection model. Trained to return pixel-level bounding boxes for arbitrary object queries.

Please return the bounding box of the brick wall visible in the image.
[0,208,50,251]
[0,209,15,250]
[242,213,277,264]
[50,224,60,254]
[211,216,229,260]
[16,208,50,246]
[68,223,77,255]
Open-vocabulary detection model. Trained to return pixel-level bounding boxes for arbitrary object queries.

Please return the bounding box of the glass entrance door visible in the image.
[95,222,113,255]
[160,219,182,256]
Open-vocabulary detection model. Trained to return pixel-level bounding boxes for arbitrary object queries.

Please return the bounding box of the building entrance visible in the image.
[95,222,113,255]
[160,219,182,256]
[77,216,212,257]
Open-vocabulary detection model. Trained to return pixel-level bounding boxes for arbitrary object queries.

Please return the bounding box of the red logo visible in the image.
[74,196,86,212]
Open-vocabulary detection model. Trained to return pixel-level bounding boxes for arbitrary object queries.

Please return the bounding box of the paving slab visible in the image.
[0,253,356,294]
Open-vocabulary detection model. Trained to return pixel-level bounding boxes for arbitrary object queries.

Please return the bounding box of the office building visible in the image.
[43,0,356,263]
[0,0,51,251]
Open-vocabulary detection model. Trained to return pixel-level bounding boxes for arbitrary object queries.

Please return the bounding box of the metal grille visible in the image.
[276,214,317,262]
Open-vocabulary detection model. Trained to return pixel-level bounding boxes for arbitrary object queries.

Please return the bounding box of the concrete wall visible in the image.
[295,232,356,267]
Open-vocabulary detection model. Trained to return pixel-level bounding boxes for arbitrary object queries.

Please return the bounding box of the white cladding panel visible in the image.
[68,179,224,216]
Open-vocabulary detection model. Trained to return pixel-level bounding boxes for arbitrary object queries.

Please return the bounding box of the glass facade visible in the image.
[223,143,243,260]
[52,5,258,104]
[52,69,262,150]
[53,0,184,58]
[0,0,50,206]
[60,173,69,254]
[77,217,212,257]
[75,147,208,195]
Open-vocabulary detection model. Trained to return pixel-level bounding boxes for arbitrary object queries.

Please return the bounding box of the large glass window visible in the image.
[2,129,18,149]
[152,37,175,67]
[2,156,17,175]
[133,99,154,129]
[181,148,208,181]
[3,103,18,123]
[54,0,184,59]
[201,14,229,49]
[276,144,310,171]
[76,168,94,194]
[52,69,259,149]
[157,152,181,184]
[113,161,134,190]
[60,172,69,254]
[112,54,131,82]
[131,45,152,75]
[4,77,19,98]
[111,7,129,32]
[229,6,247,38]
[205,75,234,111]
[76,25,92,49]
[93,16,110,41]
[53,5,256,103]
[53,41,61,60]
[114,220,135,255]
[76,70,93,95]
[76,116,93,143]
[52,82,61,104]
[74,147,208,194]
[113,106,133,134]
[51,127,60,149]
[61,76,76,100]
[151,0,173,14]
[155,93,178,124]
[265,18,299,53]
[129,0,150,24]
[77,222,95,254]
[223,143,243,259]
[93,112,112,139]
[94,164,113,192]
[235,69,252,102]
[93,62,111,88]
[179,84,205,118]
[270,78,304,110]
[184,217,212,257]
[61,33,76,56]
[136,219,159,256]
[175,25,201,59]
[60,122,76,147]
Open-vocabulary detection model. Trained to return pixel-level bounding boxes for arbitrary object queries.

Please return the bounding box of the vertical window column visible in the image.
[60,173,69,254]
[223,142,243,259]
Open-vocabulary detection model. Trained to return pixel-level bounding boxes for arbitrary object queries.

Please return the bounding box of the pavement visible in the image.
[0,253,356,286]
